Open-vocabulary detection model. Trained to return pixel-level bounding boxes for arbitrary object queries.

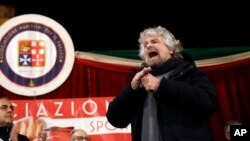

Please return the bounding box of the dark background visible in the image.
[2,1,250,51]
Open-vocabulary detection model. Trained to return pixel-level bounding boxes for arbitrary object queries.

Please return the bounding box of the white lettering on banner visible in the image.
[25,103,28,117]
[36,103,48,117]
[12,98,114,118]
[82,100,97,115]
[55,102,63,116]
[71,101,74,116]
[13,100,106,118]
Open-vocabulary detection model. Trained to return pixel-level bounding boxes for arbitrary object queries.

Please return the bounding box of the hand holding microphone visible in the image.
[131,62,160,92]
[140,62,160,92]
[131,62,151,90]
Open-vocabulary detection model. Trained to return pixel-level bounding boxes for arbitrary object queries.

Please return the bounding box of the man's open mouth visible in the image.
[148,51,159,58]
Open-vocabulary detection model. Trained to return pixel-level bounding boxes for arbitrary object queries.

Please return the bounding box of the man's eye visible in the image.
[0,105,14,110]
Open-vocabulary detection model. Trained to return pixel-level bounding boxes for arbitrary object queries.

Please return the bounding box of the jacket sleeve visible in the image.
[106,84,140,128]
[157,68,217,116]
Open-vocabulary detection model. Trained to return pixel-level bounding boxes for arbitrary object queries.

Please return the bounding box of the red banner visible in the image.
[12,97,131,141]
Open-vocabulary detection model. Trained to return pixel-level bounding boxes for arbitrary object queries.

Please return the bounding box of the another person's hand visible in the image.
[9,124,18,141]
[15,117,46,141]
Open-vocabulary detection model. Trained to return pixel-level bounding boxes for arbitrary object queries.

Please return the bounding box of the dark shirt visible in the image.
[0,126,30,141]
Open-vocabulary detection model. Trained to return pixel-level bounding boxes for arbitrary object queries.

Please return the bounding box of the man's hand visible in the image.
[141,73,160,92]
[131,67,151,90]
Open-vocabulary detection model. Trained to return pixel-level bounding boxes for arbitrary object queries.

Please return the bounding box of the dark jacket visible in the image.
[106,57,217,141]
[0,126,30,141]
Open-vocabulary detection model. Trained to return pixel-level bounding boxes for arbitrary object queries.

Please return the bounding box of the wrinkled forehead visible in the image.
[144,35,163,43]
[139,31,161,43]
[142,34,158,41]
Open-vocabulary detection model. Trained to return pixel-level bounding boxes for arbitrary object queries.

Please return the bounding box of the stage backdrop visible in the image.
[1,50,250,141]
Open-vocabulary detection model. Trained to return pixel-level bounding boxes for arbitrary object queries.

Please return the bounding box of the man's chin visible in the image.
[6,122,13,126]
[148,59,161,66]
[148,60,165,70]
[148,56,160,63]
[147,59,156,65]
[5,119,14,125]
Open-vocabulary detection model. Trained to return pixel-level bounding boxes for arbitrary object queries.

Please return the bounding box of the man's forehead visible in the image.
[145,36,162,41]
[0,99,11,104]
[73,130,87,136]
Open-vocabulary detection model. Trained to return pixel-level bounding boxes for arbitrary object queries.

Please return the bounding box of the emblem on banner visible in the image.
[18,40,45,67]
[0,14,75,96]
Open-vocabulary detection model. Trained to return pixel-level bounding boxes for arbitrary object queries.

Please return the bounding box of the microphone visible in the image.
[141,62,149,69]
[132,62,148,76]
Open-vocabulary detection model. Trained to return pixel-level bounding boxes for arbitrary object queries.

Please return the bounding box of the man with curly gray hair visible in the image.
[107,26,217,141]
[138,26,183,60]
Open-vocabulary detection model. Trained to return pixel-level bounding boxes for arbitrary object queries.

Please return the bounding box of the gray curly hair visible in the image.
[138,26,183,59]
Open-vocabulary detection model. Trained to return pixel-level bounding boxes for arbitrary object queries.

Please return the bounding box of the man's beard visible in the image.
[150,62,164,70]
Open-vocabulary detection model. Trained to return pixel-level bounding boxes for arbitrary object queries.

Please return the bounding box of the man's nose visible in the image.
[146,44,152,49]
[7,108,13,111]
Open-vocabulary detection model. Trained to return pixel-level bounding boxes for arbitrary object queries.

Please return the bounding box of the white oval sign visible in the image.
[0,14,75,96]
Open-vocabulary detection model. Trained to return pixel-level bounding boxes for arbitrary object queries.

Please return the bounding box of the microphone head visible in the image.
[141,62,149,69]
